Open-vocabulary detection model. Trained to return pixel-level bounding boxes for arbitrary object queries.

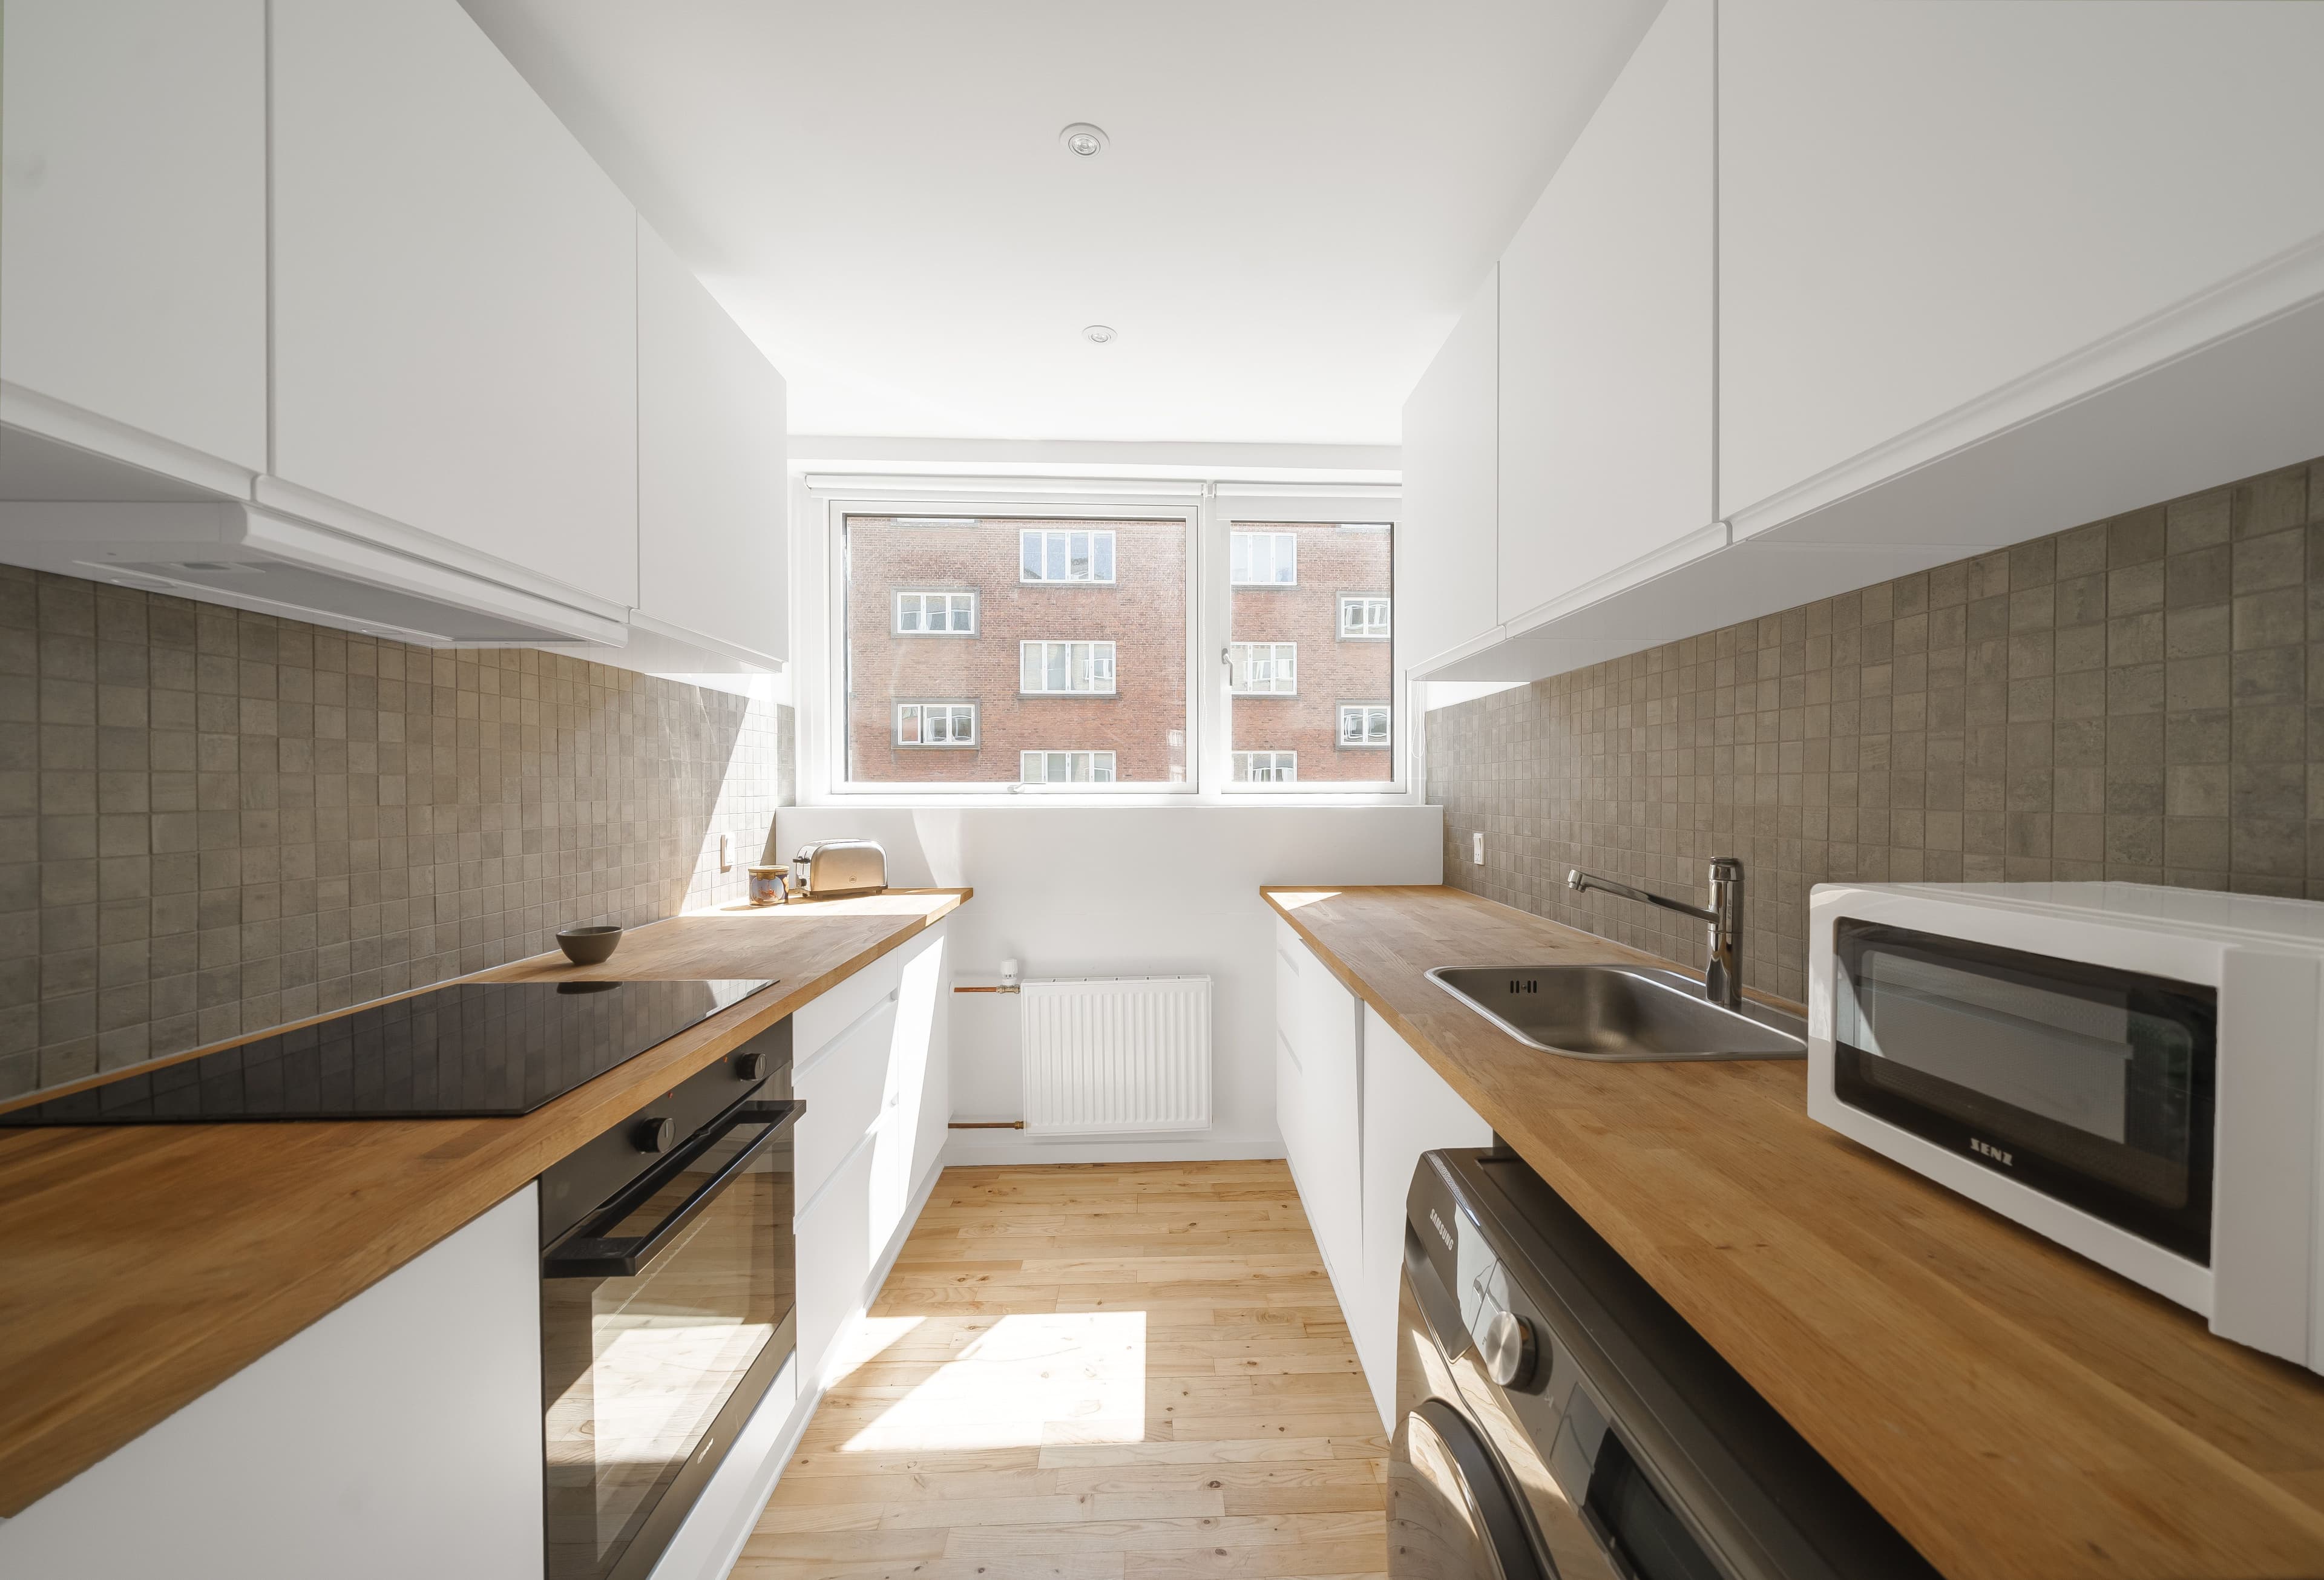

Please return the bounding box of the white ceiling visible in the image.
[460,0,1657,446]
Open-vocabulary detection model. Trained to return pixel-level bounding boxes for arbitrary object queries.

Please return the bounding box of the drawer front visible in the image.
[793,923,942,1066]
[793,995,899,1204]
[793,1124,879,1383]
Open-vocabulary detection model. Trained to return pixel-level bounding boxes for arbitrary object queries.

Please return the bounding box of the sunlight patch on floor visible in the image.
[839,1310,1148,1453]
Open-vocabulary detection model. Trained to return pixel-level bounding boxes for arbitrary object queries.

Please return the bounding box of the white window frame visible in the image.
[1019,640,1118,695]
[894,589,978,635]
[895,701,979,747]
[803,487,1405,801]
[1338,703,1392,748]
[1232,750,1296,783]
[1226,641,1297,697]
[1339,594,1391,640]
[1229,529,1298,586]
[1019,526,1117,585]
[1020,750,1117,785]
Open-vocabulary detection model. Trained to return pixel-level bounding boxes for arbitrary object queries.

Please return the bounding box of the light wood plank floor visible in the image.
[738,1159,1388,1580]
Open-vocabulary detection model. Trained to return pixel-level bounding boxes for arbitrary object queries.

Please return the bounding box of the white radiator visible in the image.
[1020,976,1213,1136]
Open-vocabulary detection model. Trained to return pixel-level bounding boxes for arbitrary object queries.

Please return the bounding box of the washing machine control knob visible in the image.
[1480,1309,1539,1389]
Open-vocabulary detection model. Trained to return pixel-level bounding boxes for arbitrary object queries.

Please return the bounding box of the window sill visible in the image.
[1227,691,1299,701]
[1016,691,1120,701]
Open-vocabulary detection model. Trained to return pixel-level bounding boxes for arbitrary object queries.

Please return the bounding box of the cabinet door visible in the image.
[876,922,948,1240]
[793,995,899,1207]
[1293,946,1364,1291]
[0,0,266,479]
[1397,268,1500,673]
[795,1126,879,1388]
[637,220,789,664]
[1357,1006,1490,1430]
[269,0,638,608]
[1496,0,1714,630]
[1721,0,2324,529]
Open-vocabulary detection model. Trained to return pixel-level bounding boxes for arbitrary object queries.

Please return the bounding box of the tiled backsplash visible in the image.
[1426,453,2324,1005]
[2,566,791,1101]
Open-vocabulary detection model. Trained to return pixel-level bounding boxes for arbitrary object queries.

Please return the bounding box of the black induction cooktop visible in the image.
[0,977,775,1126]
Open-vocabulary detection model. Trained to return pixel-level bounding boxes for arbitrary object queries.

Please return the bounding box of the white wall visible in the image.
[771,805,1441,1164]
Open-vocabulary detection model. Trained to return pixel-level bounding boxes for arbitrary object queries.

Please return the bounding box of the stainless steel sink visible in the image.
[1426,964,1807,1061]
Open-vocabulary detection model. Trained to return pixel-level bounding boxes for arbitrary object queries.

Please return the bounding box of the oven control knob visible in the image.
[1480,1310,1539,1390]
[733,1049,767,1082]
[632,1116,675,1154]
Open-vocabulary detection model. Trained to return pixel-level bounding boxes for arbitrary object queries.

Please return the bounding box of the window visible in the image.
[1229,522,1393,786]
[896,702,977,746]
[1339,704,1391,747]
[1230,530,1298,586]
[1232,751,1296,783]
[1227,642,1296,696]
[1339,595,1391,640]
[842,514,1188,785]
[1021,750,1116,784]
[894,589,977,634]
[1020,640,1117,695]
[1020,528,1116,584]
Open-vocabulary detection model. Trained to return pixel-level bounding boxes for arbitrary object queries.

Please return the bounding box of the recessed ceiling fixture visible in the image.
[1059,122,1108,157]
[1082,324,1117,344]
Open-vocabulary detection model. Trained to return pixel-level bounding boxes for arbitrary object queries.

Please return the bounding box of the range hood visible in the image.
[0,501,626,646]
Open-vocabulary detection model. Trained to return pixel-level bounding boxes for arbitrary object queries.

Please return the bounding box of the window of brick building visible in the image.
[1230,530,1298,586]
[842,513,1190,786]
[1338,595,1390,640]
[1232,750,1296,783]
[1020,527,1116,584]
[1020,640,1117,695]
[896,701,977,746]
[1229,521,1393,785]
[1338,704,1391,747]
[1022,750,1117,784]
[894,589,977,634]
[1227,642,1297,695]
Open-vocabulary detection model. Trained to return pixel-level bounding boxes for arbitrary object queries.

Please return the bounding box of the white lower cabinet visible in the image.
[1273,926,1492,1432]
[1356,1005,1492,1429]
[790,922,950,1388]
[0,1188,543,1580]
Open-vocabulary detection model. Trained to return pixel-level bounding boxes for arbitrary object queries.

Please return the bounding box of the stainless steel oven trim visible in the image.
[543,1098,803,1279]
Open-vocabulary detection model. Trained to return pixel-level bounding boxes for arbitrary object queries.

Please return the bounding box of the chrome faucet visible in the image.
[1566,857,1744,1010]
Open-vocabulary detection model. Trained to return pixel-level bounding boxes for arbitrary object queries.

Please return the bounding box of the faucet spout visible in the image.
[1566,858,1745,1011]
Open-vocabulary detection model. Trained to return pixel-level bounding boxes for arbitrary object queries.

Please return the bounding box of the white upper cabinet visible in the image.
[0,0,267,485]
[268,0,638,610]
[1721,0,2324,533]
[637,222,789,665]
[1497,0,1714,631]
[1397,268,1500,674]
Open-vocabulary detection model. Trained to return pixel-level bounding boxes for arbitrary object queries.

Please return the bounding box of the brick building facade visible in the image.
[843,515,1391,784]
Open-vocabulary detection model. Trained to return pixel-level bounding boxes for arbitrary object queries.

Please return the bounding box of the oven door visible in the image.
[1831,918,2217,1262]
[540,1098,800,1580]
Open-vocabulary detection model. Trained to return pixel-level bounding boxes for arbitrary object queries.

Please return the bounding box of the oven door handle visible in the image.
[542,1098,804,1279]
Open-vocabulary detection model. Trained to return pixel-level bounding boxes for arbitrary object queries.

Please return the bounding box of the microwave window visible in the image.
[1831,920,2214,1260]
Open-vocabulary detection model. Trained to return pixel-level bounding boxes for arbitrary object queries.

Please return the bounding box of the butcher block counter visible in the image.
[1263,883,2324,1580]
[0,888,968,1518]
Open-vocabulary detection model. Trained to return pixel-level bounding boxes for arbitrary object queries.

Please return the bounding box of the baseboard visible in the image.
[651,1152,949,1580]
[939,1131,1290,1168]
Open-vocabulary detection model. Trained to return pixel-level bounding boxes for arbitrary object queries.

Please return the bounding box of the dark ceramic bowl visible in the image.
[556,923,623,966]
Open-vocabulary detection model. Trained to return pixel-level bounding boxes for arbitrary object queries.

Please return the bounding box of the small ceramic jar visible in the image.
[747,865,789,906]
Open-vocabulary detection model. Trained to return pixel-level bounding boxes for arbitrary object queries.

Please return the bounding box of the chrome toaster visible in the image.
[789,839,888,897]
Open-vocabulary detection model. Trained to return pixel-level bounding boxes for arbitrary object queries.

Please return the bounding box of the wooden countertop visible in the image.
[0,890,968,1518]
[1262,883,2324,1580]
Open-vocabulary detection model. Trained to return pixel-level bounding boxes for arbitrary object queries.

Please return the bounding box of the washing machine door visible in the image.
[1391,1395,1552,1580]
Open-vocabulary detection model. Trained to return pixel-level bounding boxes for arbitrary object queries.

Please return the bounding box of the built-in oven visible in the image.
[539,1022,799,1580]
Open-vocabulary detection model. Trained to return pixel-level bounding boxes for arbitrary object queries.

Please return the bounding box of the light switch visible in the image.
[719,833,732,871]
[1473,831,1485,866]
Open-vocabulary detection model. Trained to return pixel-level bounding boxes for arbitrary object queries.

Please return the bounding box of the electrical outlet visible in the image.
[1472,831,1485,866]
[719,833,732,872]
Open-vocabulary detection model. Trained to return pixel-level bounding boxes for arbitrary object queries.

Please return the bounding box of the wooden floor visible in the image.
[738,1160,1389,1580]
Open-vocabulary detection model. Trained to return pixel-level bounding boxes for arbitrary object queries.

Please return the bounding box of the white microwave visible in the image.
[1807,880,2324,1371]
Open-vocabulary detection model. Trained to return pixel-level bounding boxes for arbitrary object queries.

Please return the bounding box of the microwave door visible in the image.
[542,1100,799,1580]
[1831,920,2216,1262]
